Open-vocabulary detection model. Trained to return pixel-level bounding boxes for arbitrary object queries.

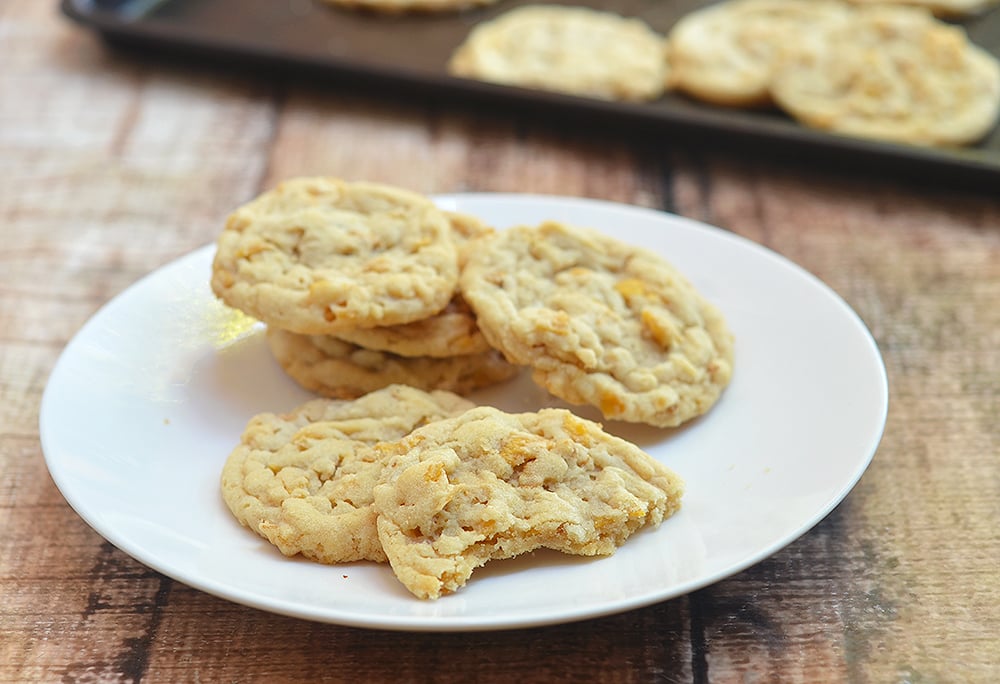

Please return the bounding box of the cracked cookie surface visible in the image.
[371,406,684,599]
[220,385,474,563]
[211,177,458,334]
[460,221,733,427]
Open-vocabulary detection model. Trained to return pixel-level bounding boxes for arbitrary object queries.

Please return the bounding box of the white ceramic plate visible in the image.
[40,194,888,632]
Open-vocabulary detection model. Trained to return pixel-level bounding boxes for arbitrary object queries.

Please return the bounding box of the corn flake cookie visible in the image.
[331,212,495,357]
[771,5,1000,146]
[667,0,852,108]
[320,0,501,14]
[266,326,519,399]
[846,0,999,18]
[448,5,670,102]
[220,385,474,564]
[371,406,684,599]
[211,177,458,334]
[460,222,734,428]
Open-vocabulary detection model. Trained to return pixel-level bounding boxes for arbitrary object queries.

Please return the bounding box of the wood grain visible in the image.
[1,2,998,682]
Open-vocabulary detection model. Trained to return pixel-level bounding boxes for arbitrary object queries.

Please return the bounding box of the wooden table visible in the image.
[3,3,999,681]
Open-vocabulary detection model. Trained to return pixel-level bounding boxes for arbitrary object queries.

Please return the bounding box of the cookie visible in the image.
[371,406,684,599]
[266,326,519,399]
[331,212,494,357]
[333,295,491,357]
[448,5,670,102]
[846,0,999,17]
[667,0,852,108]
[771,5,1000,146]
[211,177,458,334]
[460,222,733,428]
[220,385,474,563]
[443,210,496,265]
[320,0,501,14]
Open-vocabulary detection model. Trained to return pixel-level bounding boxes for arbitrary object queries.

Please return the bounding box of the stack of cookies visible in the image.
[221,384,686,599]
[211,176,735,429]
[319,0,500,13]
[210,177,518,400]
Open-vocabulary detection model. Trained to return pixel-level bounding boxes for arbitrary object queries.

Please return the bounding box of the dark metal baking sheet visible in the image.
[62,0,1000,188]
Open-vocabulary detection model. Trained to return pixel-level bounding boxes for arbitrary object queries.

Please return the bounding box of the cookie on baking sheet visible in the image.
[460,221,733,428]
[266,326,519,399]
[371,406,684,599]
[320,0,500,14]
[220,385,474,564]
[210,177,458,335]
[770,5,1000,146]
[331,211,494,357]
[846,0,999,18]
[448,5,670,102]
[667,0,852,108]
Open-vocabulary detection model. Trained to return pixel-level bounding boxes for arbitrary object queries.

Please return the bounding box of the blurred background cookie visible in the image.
[220,386,474,565]
[771,5,1000,146]
[319,0,501,14]
[448,5,670,102]
[846,0,1000,18]
[667,0,852,108]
